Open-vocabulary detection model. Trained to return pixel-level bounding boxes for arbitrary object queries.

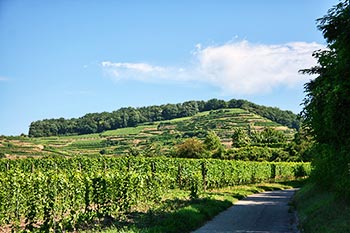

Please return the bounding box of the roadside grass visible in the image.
[86,182,299,233]
[293,182,350,233]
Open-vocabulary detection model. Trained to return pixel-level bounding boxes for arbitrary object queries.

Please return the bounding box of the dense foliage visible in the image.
[28,98,299,137]
[300,1,350,197]
[170,127,302,161]
[175,138,210,159]
[0,156,310,232]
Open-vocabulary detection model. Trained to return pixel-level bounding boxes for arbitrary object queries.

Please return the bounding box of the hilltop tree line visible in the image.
[29,98,299,137]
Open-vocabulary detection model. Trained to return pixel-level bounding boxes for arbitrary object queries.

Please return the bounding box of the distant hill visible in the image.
[0,104,299,160]
[28,98,299,137]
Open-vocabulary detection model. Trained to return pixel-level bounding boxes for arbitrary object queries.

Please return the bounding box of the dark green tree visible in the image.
[300,1,350,196]
[204,131,225,158]
[204,131,221,151]
[286,126,314,162]
[204,98,227,111]
[162,104,179,120]
[253,128,287,144]
[232,128,250,148]
[180,101,199,117]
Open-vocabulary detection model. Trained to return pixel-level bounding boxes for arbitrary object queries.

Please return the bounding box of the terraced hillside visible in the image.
[0,108,295,158]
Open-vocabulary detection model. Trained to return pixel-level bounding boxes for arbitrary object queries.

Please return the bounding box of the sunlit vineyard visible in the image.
[0,108,296,159]
[0,157,310,232]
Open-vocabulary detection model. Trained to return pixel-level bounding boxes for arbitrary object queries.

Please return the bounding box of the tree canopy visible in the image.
[175,138,209,159]
[300,0,350,197]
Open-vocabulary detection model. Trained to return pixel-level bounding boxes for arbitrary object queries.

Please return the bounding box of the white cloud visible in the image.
[101,61,164,73]
[101,40,324,95]
[196,41,323,94]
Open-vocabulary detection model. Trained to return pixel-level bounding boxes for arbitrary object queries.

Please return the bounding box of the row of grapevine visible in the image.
[0,157,310,232]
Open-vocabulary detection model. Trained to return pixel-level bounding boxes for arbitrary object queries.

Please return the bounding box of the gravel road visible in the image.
[193,189,299,233]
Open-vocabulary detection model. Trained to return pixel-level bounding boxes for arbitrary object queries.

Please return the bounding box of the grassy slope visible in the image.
[0,108,295,158]
[293,182,350,233]
[85,182,297,233]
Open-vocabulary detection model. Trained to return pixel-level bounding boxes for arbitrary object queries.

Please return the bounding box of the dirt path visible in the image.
[193,189,299,233]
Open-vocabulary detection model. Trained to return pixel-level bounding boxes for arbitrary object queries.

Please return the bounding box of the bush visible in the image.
[225,146,292,162]
[175,138,210,158]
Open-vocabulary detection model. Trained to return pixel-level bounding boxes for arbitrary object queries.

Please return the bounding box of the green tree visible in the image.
[204,131,221,151]
[175,138,209,158]
[180,101,199,117]
[232,128,250,148]
[162,104,179,120]
[204,131,225,158]
[300,1,350,196]
[286,126,314,162]
[204,98,227,111]
[254,128,287,144]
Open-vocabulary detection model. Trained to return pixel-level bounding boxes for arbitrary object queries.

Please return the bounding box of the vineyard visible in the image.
[0,108,295,159]
[0,156,310,232]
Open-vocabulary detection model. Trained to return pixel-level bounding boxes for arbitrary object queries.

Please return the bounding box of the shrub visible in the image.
[175,138,210,158]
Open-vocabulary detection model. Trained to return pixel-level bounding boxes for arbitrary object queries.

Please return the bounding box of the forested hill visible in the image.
[29,98,299,137]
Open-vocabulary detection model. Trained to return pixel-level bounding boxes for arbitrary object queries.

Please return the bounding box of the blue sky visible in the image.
[0,0,338,135]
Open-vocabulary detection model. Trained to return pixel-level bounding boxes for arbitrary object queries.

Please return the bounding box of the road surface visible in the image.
[193,189,299,233]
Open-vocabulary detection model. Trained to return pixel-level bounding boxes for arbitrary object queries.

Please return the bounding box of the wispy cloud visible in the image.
[101,61,168,82]
[101,40,324,95]
[0,76,9,81]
